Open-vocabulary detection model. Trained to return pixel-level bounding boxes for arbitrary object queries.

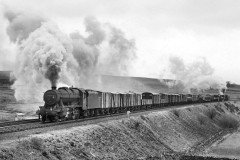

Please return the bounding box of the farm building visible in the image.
[0,71,14,87]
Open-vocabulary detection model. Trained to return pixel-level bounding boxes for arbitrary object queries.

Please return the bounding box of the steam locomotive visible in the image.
[37,86,229,123]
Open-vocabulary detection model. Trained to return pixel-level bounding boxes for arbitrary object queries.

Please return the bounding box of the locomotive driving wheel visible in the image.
[42,115,46,123]
[55,115,59,122]
[83,110,89,118]
[49,116,54,122]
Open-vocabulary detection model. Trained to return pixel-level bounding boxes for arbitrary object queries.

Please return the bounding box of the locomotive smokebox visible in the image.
[52,86,57,90]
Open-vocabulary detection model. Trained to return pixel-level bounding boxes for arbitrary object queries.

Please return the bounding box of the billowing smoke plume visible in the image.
[0,8,17,70]
[12,22,79,101]
[97,25,136,75]
[70,16,136,87]
[4,10,45,43]
[1,9,136,102]
[70,16,104,83]
[168,56,224,93]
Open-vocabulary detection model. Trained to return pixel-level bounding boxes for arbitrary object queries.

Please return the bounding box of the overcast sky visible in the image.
[1,0,240,84]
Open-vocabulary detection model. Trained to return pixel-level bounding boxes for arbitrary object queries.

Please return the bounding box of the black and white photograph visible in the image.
[0,0,240,159]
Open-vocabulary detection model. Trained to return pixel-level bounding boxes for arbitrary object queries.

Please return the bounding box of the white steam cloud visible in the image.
[168,56,224,93]
[70,16,136,88]
[4,10,45,43]
[1,9,136,102]
[0,8,17,70]
[97,25,136,76]
[13,22,79,102]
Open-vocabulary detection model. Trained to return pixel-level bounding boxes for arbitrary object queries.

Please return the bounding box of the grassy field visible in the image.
[0,111,15,121]
[0,88,16,121]
[208,131,240,159]
[0,88,16,106]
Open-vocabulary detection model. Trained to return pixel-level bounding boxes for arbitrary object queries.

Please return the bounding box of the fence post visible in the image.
[127,111,131,119]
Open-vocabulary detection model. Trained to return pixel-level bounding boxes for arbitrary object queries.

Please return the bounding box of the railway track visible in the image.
[0,119,39,127]
[0,101,232,135]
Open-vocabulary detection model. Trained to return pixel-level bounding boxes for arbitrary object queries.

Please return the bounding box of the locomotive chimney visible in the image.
[52,86,57,90]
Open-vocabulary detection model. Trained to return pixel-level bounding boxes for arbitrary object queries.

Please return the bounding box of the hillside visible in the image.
[0,102,239,159]
[226,83,240,101]
[98,75,184,93]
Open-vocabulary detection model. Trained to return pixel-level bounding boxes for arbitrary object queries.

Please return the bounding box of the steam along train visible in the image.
[37,86,229,123]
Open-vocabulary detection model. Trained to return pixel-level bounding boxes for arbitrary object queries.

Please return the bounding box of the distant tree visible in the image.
[226,81,231,88]
[221,88,226,93]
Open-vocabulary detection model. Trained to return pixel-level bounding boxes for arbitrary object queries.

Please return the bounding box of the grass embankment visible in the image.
[0,89,16,121]
[0,102,239,160]
[0,89,16,105]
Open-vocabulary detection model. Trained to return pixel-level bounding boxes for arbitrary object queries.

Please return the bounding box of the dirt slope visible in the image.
[0,102,239,160]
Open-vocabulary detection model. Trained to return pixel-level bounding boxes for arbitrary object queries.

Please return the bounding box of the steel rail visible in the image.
[0,119,39,127]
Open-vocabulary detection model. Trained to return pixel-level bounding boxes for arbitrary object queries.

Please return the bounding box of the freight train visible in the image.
[37,86,229,123]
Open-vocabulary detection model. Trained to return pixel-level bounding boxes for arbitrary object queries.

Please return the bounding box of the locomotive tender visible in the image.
[38,86,229,123]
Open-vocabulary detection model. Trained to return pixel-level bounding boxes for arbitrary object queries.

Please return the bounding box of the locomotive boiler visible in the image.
[39,86,87,122]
